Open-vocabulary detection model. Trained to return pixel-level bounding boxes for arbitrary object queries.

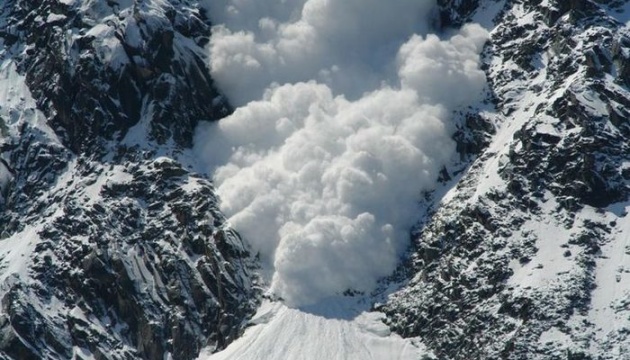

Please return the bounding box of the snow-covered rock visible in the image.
[0,1,257,359]
[383,0,630,358]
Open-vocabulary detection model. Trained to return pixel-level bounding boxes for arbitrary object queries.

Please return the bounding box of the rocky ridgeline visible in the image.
[1,0,230,153]
[383,0,630,359]
[0,1,258,359]
[2,156,259,359]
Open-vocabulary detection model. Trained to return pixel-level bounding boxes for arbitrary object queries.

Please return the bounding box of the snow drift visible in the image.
[195,0,489,306]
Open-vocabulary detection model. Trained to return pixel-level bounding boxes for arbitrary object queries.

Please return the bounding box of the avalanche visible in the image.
[195,0,489,307]
[194,0,487,358]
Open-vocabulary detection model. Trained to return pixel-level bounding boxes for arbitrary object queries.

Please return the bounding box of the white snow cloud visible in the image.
[195,0,489,306]
[202,0,436,105]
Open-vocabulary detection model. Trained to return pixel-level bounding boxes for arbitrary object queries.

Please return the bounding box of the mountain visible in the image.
[2,0,630,360]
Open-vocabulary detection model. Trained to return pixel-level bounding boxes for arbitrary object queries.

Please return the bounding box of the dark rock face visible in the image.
[2,0,230,153]
[437,0,481,28]
[383,1,630,359]
[0,1,258,359]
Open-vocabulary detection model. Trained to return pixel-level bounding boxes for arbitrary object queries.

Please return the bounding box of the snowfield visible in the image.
[199,299,432,360]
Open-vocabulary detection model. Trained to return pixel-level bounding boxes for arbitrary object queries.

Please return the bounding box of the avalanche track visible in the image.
[198,299,432,360]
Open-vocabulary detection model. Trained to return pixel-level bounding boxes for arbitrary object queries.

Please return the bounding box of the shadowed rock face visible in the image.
[383,1,630,359]
[437,0,481,27]
[0,1,257,359]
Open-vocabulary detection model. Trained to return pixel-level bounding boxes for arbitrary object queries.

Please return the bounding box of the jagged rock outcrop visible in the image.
[1,0,230,153]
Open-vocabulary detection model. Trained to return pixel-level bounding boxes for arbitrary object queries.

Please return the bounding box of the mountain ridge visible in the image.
[384,1,630,358]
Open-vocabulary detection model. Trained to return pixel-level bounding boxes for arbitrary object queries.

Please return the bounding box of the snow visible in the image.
[72,347,96,360]
[471,0,507,29]
[0,58,65,205]
[46,13,67,23]
[538,327,572,346]
[122,101,154,147]
[0,60,59,141]
[122,18,144,50]
[573,89,608,117]
[508,195,576,288]
[196,0,490,305]
[199,299,431,360]
[535,121,560,136]
[0,227,40,293]
[465,37,552,201]
[85,23,128,70]
[590,203,630,344]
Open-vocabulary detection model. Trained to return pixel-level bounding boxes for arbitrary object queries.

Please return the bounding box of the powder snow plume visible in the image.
[195,0,489,307]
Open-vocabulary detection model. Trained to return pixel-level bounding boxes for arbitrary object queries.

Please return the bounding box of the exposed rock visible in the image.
[383,1,630,358]
[0,1,258,359]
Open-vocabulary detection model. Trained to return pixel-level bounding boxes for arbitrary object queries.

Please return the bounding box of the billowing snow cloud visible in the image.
[196,0,488,306]
[202,0,436,105]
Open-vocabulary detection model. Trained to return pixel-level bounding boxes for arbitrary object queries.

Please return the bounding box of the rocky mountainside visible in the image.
[383,0,630,359]
[0,1,258,359]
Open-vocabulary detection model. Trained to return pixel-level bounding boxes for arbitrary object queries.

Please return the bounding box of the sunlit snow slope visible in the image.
[198,299,432,360]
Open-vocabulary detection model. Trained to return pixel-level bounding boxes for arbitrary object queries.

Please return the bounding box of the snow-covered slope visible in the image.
[199,299,432,360]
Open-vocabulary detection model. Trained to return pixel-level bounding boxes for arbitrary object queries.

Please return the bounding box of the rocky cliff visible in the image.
[0,1,258,359]
[383,0,630,359]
